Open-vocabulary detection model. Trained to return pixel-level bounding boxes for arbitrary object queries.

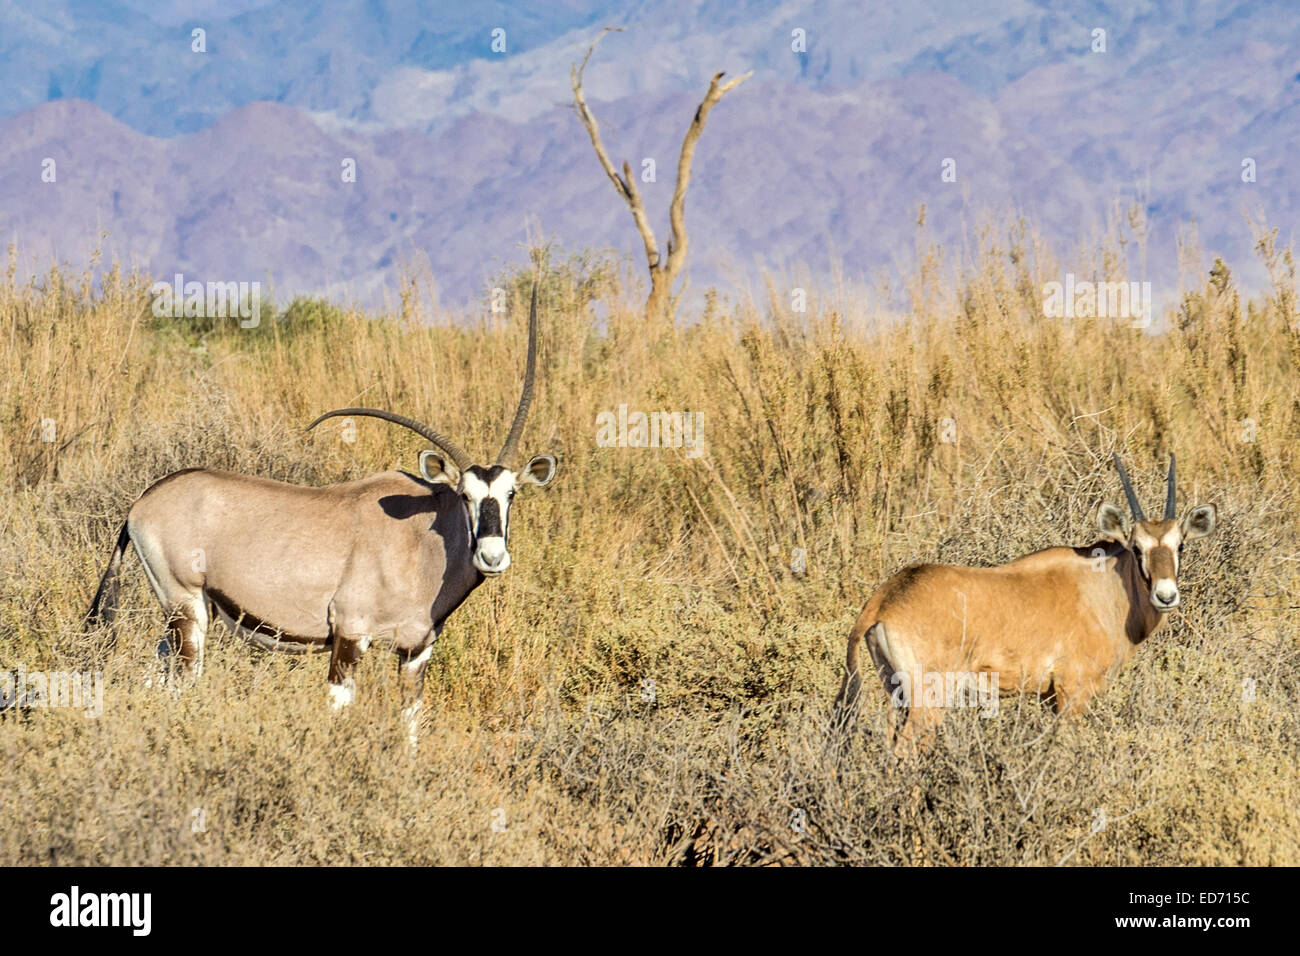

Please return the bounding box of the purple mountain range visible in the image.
[0,2,1296,311]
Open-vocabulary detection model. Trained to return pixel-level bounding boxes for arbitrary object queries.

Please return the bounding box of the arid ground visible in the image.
[2,220,1297,864]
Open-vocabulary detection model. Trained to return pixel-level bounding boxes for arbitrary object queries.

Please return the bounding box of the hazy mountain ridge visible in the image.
[0,1,1295,305]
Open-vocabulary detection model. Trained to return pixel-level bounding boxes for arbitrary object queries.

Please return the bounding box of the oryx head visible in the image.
[1098,454,1216,610]
[307,281,557,576]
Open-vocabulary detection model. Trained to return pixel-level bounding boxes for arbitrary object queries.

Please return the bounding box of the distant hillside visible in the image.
[0,1,1296,305]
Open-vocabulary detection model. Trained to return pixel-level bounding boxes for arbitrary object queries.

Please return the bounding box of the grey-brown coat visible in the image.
[86,284,556,741]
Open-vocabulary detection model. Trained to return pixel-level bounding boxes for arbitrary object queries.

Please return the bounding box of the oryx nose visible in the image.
[1152,580,1179,607]
[475,536,510,573]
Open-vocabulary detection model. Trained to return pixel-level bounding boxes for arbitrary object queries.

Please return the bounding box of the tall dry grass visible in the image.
[0,221,1297,865]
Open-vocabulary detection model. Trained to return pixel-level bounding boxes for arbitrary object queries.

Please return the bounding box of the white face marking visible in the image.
[1136,526,1183,609]
[475,536,509,572]
[487,470,516,497]
[461,472,489,542]
[1160,528,1181,575]
[328,681,355,710]
[1151,578,1179,608]
[464,469,519,574]
[1132,529,1155,578]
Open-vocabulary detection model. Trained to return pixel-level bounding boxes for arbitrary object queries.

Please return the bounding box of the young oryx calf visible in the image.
[834,455,1217,756]
[86,283,557,742]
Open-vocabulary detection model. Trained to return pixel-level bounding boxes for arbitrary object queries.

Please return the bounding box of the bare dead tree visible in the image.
[571,27,752,320]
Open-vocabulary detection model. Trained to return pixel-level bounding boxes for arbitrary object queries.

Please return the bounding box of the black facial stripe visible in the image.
[478,497,504,538]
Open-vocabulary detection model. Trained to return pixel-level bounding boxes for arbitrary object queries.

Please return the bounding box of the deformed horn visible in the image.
[306,408,473,474]
[1112,454,1146,522]
[1165,453,1176,520]
[496,279,539,469]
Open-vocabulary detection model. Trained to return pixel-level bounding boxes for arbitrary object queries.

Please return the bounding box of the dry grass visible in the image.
[1,224,1297,866]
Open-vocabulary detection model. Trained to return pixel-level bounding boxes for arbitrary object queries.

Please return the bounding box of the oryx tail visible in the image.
[86,521,131,629]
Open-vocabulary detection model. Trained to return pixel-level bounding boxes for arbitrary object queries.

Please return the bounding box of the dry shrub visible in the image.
[0,220,1296,865]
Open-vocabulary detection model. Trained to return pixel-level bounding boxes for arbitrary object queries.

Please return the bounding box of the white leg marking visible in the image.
[404,644,434,672]
[130,527,174,609]
[190,600,208,677]
[402,701,423,748]
[328,680,355,711]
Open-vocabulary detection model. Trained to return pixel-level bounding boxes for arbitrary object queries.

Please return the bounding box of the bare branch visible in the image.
[570,28,750,319]
[570,27,661,269]
[665,70,753,278]
[569,27,626,198]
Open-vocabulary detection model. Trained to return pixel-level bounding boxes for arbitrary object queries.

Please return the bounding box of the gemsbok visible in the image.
[85,283,557,741]
[834,454,1216,756]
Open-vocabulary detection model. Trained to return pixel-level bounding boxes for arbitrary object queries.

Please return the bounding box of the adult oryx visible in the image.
[86,283,557,740]
[834,454,1216,756]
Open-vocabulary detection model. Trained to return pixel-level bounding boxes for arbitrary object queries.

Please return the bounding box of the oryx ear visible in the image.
[419,449,460,486]
[1097,503,1128,543]
[517,454,557,487]
[1181,504,1217,540]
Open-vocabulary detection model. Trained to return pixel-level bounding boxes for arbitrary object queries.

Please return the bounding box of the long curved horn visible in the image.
[1112,453,1146,522]
[496,279,539,468]
[306,408,473,474]
[1164,452,1176,520]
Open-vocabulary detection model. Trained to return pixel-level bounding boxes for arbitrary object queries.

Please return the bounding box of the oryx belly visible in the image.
[206,584,331,653]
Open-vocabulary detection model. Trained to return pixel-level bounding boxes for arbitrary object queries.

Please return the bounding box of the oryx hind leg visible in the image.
[829,619,885,761]
[893,704,944,759]
[867,623,936,861]
[865,622,941,759]
[130,524,208,678]
[164,600,209,677]
[864,622,898,699]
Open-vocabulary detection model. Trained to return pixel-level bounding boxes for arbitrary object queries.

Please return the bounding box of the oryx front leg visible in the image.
[327,635,368,711]
[397,641,434,747]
